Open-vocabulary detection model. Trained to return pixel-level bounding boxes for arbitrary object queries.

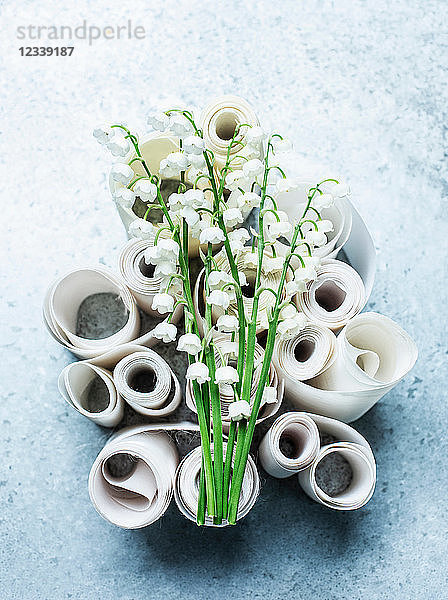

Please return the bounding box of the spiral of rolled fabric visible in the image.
[174,443,260,526]
[274,312,417,423]
[297,413,376,510]
[58,344,181,424]
[58,362,124,427]
[295,258,366,332]
[200,96,261,169]
[43,267,141,359]
[273,323,337,382]
[89,423,199,529]
[258,412,320,478]
[118,237,184,318]
[113,349,181,416]
[185,334,283,430]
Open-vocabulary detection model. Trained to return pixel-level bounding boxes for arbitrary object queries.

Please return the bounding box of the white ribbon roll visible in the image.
[59,344,181,425]
[295,258,366,332]
[118,237,183,317]
[258,412,320,478]
[89,423,198,529]
[185,334,283,430]
[274,323,337,382]
[113,349,181,416]
[174,443,260,525]
[274,312,417,422]
[297,413,376,510]
[43,267,140,359]
[200,96,260,169]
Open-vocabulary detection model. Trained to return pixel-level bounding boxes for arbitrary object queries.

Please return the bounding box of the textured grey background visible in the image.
[1,1,447,598]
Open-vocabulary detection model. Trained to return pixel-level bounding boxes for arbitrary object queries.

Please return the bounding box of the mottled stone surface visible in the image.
[1,1,447,598]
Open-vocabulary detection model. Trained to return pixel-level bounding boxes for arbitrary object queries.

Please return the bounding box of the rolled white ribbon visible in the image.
[118,237,183,317]
[44,266,183,359]
[274,312,417,422]
[297,413,376,510]
[89,422,199,529]
[59,344,181,425]
[258,412,320,478]
[295,258,366,332]
[200,96,260,169]
[274,323,337,382]
[185,334,283,430]
[113,349,181,416]
[43,267,140,359]
[174,443,260,526]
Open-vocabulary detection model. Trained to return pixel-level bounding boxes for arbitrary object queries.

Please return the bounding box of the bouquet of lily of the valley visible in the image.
[93,103,348,526]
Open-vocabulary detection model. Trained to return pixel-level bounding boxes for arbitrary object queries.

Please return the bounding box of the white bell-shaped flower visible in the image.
[110,163,134,184]
[200,227,226,245]
[305,229,327,247]
[206,290,231,310]
[169,114,194,138]
[183,135,205,155]
[223,207,244,228]
[128,218,156,240]
[228,400,252,422]
[216,314,239,333]
[245,126,265,147]
[151,293,175,314]
[153,322,177,343]
[147,112,170,132]
[215,365,239,385]
[242,158,264,179]
[114,188,136,208]
[134,179,157,202]
[313,193,334,211]
[261,386,278,405]
[177,333,202,355]
[106,132,130,157]
[294,264,317,283]
[186,361,210,384]
[93,124,112,145]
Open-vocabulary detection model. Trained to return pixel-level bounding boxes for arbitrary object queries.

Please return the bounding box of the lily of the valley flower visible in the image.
[147,112,170,132]
[225,170,249,191]
[107,132,130,157]
[110,163,134,185]
[305,229,327,247]
[153,322,177,343]
[242,158,264,179]
[216,314,239,333]
[215,365,239,385]
[208,271,233,290]
[277,313,307,340]
[228,400,252,421]
[279,304,298,320]
[267,219,292,239]
[245,126,265,147]
[223,207,244,228]
[238,191,261,211]
[313,193,334,211]
[285,279,306,297]
[332,182,350,197]
[93,124,112,145]
[261,386,278,405]
[183,135,205,155]
[276,178,299,195]
[128,218,156,239]
[114,188,136,208]
[151,293,175,314]
[186,361,210,384]
[228,228,250,252]
[294,264,317,283]
[271,137,293,154]
[317,219,334,234]
[262,256,284,274]
[169,114,195,138]
[206,290,231,310]
[177,333,202,355]
[134,179,157,202]
[183,188,207,209]
[200,227,226,245]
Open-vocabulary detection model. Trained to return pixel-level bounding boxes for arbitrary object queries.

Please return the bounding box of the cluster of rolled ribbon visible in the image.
[43,96,417,528]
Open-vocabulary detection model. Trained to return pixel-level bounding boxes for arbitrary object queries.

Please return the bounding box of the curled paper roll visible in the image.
[185,335,283,429]
[118,237,183,317]
[113,349,181,416]
[200,96,260,168]
[297,413,376,510]
[43,267,140,359]
[59,344,181,425]
[295,258,366,332]
[174,444,260,526]
[58,361,124,427]
[89,424,183,529]
[274,323,337,382]
[258,412,320,478]
[274,312,417,422]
